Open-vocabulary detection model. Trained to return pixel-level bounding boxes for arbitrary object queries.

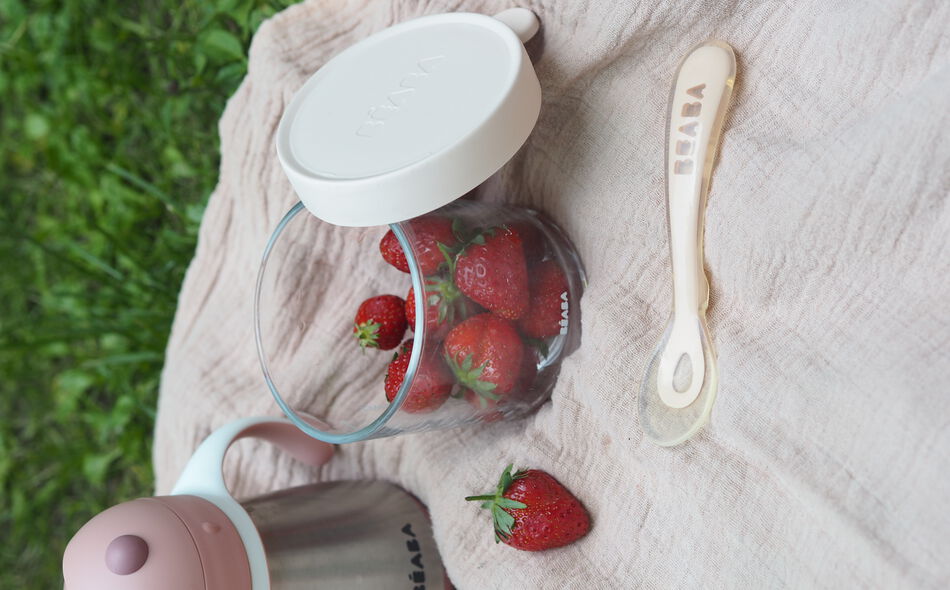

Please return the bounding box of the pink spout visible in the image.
[104,534,149,575]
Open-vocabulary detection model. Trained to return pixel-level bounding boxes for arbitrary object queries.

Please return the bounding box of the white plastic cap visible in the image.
[275,10,542,227]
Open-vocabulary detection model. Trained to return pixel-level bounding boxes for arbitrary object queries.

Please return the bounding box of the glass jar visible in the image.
[254,9,579,443]
[255,197,584,443]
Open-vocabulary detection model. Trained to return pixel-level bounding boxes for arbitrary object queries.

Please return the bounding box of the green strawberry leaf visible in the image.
[437,241,458,274]
[491,504,516,541]
[421,274,461,327]
[451,217,468,242]
[465,464,528,544]
[437,301,448,323]
[498,464,515,494]
[444,353,499,399]
[452,224,502,258]
[495,498,528,510]
[354,321,381,349]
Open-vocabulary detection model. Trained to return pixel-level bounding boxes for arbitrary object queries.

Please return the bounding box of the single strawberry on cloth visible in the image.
[154,0,950,588]
[466,465,591,551]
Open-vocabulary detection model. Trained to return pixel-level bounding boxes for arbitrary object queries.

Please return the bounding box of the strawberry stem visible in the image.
[464,494,496,502]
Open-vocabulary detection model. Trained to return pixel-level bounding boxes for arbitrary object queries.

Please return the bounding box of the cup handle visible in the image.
[170,418,333,590]
[494,8,540,43]
[171,417,334,498]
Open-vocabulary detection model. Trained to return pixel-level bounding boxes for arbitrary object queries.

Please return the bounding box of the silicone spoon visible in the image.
[638,40,736,446]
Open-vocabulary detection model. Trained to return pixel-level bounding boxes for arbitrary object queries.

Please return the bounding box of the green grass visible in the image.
[0,0,295,585]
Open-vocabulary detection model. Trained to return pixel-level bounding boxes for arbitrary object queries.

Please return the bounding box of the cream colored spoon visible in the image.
[639,40,736,446]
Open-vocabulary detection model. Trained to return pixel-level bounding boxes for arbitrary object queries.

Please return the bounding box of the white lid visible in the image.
[275,9,542,227]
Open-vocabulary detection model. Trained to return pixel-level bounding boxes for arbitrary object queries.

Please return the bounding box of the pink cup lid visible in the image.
[63,495,251,590]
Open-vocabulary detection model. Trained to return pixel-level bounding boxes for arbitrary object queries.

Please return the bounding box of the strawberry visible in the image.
[454,226,528,319]
[518,260,569,339]
[466,346,540,422]
[444,313,523,405]
[353,295,408,351]
[384,340,453,413]
[465,465,591,551]
[379,216,458,275]
[405,275,470,341]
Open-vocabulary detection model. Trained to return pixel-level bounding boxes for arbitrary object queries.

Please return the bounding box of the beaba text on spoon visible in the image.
[638,40,736,446]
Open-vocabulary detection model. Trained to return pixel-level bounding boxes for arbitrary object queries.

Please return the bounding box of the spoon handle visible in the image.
[655,41,735,410]
[666,41,735,321]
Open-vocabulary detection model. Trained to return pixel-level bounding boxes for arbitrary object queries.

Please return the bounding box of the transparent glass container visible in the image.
[255,198,585,443]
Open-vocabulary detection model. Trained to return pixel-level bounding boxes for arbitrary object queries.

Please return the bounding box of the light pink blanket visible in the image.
[155,1,950,587]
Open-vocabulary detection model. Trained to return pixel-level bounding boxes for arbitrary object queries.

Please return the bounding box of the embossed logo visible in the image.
[559,291,569,335]
[355,55,446,138]
[673,83,706,175]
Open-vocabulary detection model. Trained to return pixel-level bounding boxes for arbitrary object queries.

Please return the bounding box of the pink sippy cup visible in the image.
[63,417,449,589]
